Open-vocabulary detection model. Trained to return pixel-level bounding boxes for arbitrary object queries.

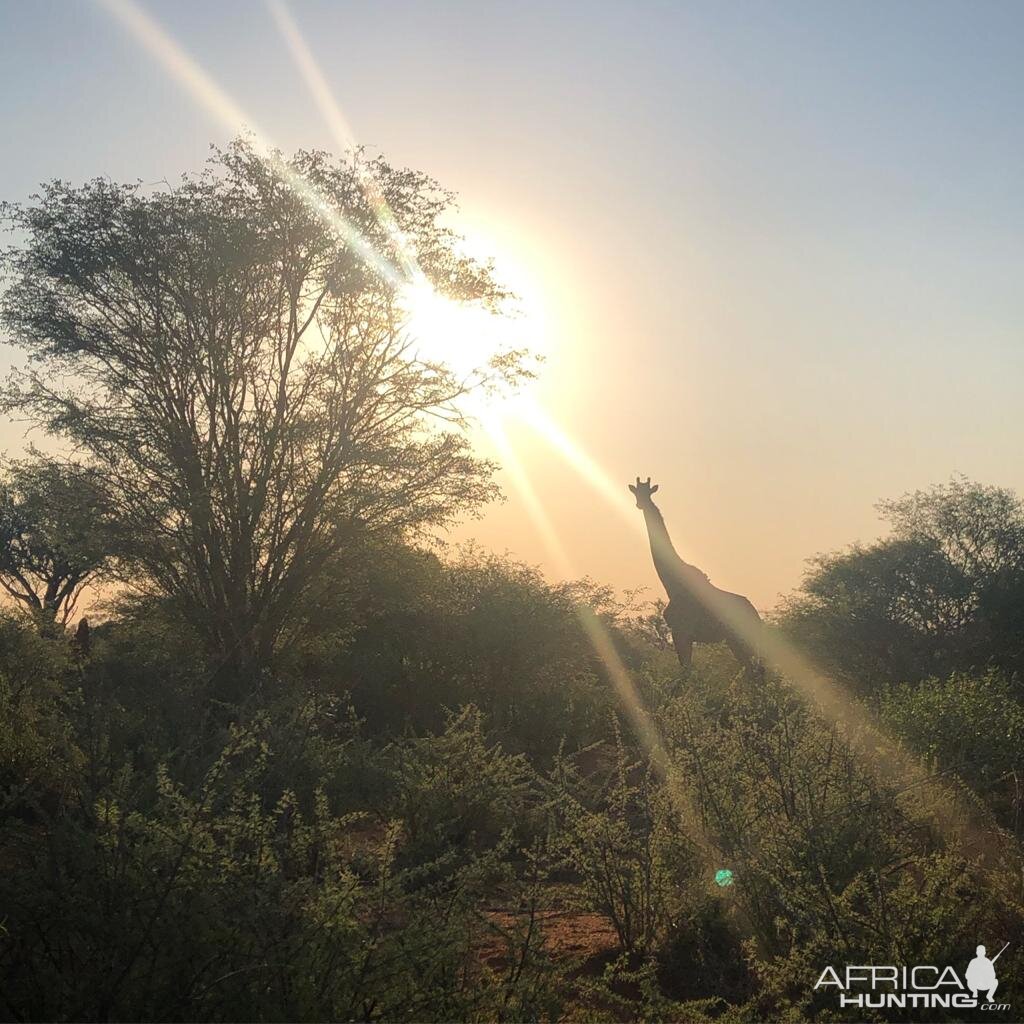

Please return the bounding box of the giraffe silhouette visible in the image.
[630,476,763,671]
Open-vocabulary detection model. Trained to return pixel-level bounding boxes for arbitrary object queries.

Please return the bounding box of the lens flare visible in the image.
[513,406,1016,867]
[485,417,718,866]
[400,281,511,381]
[96,0,403,288]
[267,0,421,281]
[400,250,547,392]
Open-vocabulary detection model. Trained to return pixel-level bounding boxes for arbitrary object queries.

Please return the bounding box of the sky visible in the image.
[1,0,1023,609]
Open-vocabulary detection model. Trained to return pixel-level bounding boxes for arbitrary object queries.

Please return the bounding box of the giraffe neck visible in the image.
[641,501,676,577]
[640,501,702,598]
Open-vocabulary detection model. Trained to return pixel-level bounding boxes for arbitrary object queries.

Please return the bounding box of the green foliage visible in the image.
[0,703,559,1022]
[753,852,1024,1023]
[662,667,1022,1022]
[316,544,627,756]
[2,576,1024,1020]
[0,454,111,629]
[545,723,696,955]
[778,477,1024,689]
[381,705,533,867]
[0,611,78,810]
[879,670,1024,836]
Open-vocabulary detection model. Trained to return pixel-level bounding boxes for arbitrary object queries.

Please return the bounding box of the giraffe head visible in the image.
[628,476,659,509]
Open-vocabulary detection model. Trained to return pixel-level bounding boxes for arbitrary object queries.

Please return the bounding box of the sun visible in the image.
[397,228,549,411]
[399,281,497,379]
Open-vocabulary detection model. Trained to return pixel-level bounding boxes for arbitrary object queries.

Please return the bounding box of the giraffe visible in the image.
[629,476,763,671]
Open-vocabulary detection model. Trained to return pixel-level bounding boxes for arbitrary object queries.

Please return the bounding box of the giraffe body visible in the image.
[663,588,761,668]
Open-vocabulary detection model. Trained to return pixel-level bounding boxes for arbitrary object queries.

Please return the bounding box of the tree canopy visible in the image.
[1,140,518,677]
[0,455,110,630]
[778,477,1024,688]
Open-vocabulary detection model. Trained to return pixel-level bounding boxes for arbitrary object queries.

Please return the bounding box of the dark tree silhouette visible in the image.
[0,140,519,680]
[778,477,1024,688]
[0,456,110,632]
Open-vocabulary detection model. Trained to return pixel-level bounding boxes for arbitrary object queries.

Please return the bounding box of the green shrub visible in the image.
[878,671,1024,834]
[381,705,535,868]
[546,722,698,955]
[0,612,78,815]
[0,713,561,1022]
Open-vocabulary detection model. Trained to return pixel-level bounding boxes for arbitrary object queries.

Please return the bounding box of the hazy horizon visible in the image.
[3,0,1023,609]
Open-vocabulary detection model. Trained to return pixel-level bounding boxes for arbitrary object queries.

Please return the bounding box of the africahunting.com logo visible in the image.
[815,942,1010,1013]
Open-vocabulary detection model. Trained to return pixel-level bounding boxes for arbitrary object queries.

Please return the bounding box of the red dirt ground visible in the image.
[477,908,620,974]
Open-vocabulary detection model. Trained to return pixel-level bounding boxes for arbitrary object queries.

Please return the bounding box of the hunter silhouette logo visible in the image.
[966,943,1008,1003]
[814,943,1011,1012]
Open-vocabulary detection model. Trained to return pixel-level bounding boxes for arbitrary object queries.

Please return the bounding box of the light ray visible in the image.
[485,416,659,752]
[266,0,358,152]
[514,403,1016,865]
[484,416,718,868]
[516,403,642,531]
[483,415,573,578]
[96,0,404,288]
[99,0,249,131]
[266,0,421,281]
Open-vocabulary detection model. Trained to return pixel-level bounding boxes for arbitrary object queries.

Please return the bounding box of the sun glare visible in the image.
[399,230,550,416]
[400,282,495,379]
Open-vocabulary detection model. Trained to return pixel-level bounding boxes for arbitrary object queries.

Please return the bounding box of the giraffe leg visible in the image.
[671,631,694,670]
[727,637,764,681]
[663,600,695,671]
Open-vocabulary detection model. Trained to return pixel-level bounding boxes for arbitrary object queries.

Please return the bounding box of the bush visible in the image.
[320,546,637,758]
[379,705,535,867]
[546,722,698,956]
[878,670,1024,836]
[0,612,78,815]
[0,712,560,1022]
[776,479,1024,690]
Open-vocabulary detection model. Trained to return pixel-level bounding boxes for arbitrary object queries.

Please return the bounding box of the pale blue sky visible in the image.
[2,0,1022,606]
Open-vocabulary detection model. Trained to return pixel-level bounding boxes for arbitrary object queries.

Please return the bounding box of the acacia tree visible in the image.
[0,140,517,678]
[0,456,110,631]
[777,478,1024,687]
